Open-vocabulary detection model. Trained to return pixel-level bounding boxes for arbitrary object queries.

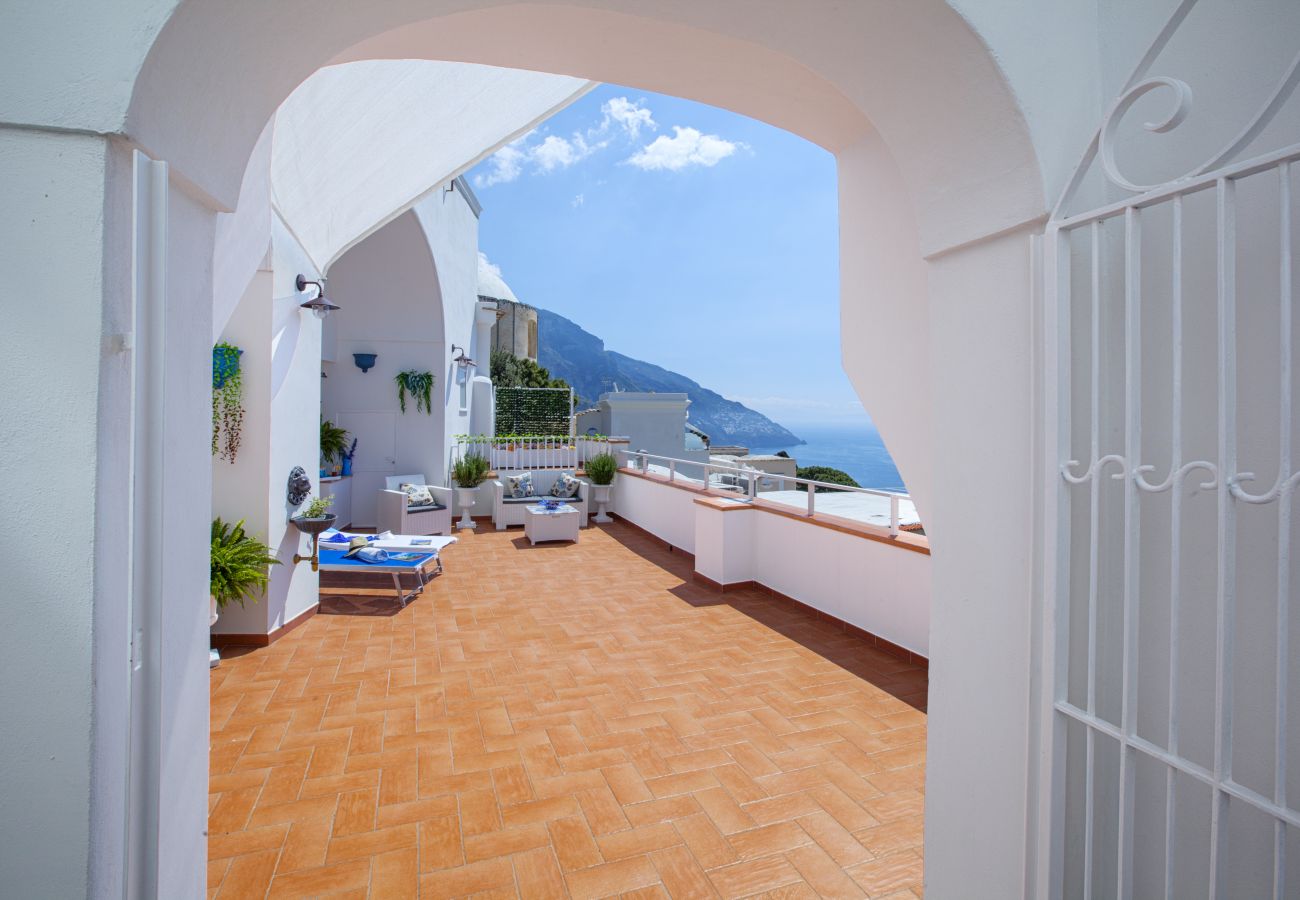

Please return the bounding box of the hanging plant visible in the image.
[212,342,244,462]
[395,370,434,415]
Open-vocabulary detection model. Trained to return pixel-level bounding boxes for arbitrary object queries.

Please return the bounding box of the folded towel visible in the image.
[355,547,390,564]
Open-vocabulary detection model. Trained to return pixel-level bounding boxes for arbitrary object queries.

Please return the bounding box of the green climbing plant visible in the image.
[212,342,244,462]
[395,370,435,414]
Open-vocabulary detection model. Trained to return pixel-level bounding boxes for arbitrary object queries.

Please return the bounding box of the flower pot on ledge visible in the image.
[455,487,478,530]
[591,484,613,523]
[290,514,337,537]
[290,513,337,572]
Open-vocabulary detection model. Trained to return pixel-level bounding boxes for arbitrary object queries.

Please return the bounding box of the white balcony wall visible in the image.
[612,472,698,555]
[622,476,931,658]
[750,509,930,657]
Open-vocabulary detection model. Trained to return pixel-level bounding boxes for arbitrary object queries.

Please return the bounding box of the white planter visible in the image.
[591,483,614,523]
[209,596,220,668]
[456,486,478,530]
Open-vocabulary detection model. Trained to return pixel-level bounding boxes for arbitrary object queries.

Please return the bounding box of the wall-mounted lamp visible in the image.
[296,274,340,319]
[353,352,378,373]
[450,344,476,368]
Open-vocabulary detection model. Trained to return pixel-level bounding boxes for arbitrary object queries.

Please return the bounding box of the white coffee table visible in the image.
[523,504,580,545]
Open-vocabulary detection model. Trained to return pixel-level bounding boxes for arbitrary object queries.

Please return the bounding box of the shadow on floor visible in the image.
[601,522,929,712]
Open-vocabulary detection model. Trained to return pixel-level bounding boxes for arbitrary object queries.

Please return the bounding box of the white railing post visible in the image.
[806,484,815,517]
[890,494,900,536]
[668,460,676,482]
[748,471,757,500]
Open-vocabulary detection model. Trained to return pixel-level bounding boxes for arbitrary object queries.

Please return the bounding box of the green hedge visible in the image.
[495,386,571,435]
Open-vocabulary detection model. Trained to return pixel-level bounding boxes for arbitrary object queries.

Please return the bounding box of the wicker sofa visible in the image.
[377,473,453,536]
[491,471,589,529]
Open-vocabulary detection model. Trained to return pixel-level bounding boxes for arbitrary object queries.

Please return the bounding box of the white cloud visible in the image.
[626,126,744,172]
[473,97,740,187]
[474,129,602,188]
[571,193,585,208]
[600,97,656,139]
[532,133,598,172]
[478,250,503,280]
[474,141,527,187]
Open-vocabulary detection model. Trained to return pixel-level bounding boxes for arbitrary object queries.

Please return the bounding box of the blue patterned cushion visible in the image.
[505,472,534,499]
[399,483,434,507]
[549,472,581,499]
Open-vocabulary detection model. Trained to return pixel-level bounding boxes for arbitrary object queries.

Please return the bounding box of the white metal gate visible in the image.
[1045,1,1300,896]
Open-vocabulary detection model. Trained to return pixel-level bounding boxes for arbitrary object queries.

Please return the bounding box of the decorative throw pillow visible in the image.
[549,472,581,499]
[505,472,534,499]
[400,482,435,507]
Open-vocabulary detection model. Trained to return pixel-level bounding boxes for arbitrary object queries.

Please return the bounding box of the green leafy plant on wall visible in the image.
[212,342,244,462]
[320,418,350,464]
[210,517,280,610]
[395,370,435,415]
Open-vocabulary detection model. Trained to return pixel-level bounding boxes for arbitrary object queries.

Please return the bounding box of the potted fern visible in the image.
[586,452,618,523]
[320,418,349,476]
[450,453,490,530]
[210,518,280,665]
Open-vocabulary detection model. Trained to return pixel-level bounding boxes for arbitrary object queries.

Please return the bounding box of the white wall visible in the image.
[752,512,931,658]
[601,393,707,465]
[684,489,931,657]
[157,179,218,900]
[612,473,698,554]
[924,228,1037,897]
[266,218,324,628]
[210,217,323,637]
[323,210,446,526]
[211,269,275,635]
[415,183,482,463]
[0,128,107,900]
[323,184,482,523]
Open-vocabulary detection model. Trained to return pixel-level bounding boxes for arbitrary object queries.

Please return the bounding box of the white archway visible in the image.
[3,3,1055,898]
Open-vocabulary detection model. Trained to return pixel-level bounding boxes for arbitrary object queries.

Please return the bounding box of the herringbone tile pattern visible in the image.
[209,522,927,898]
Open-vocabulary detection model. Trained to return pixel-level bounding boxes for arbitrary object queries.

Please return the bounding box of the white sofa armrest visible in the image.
[426,485,453,504]
[377,489,409,535]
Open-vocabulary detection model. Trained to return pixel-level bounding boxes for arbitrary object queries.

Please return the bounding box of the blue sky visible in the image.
[468,84,867,430]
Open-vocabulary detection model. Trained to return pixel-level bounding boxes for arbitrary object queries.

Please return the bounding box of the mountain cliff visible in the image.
[535,307,803,448]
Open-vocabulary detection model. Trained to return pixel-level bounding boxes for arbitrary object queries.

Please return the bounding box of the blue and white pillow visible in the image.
[506,472,534,499]
[400,483,435,507]
[549,472,581,499]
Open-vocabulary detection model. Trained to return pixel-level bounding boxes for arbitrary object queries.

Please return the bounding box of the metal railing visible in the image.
[623,450,910,537]
[451,434,612,474]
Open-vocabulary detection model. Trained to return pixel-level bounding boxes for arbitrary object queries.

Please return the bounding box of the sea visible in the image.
[749,422,907,493]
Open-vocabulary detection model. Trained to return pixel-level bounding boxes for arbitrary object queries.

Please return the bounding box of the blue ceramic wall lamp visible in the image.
[353,352,378,373]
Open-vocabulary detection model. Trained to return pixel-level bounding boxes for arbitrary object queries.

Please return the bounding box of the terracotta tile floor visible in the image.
[209,522,927,898]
